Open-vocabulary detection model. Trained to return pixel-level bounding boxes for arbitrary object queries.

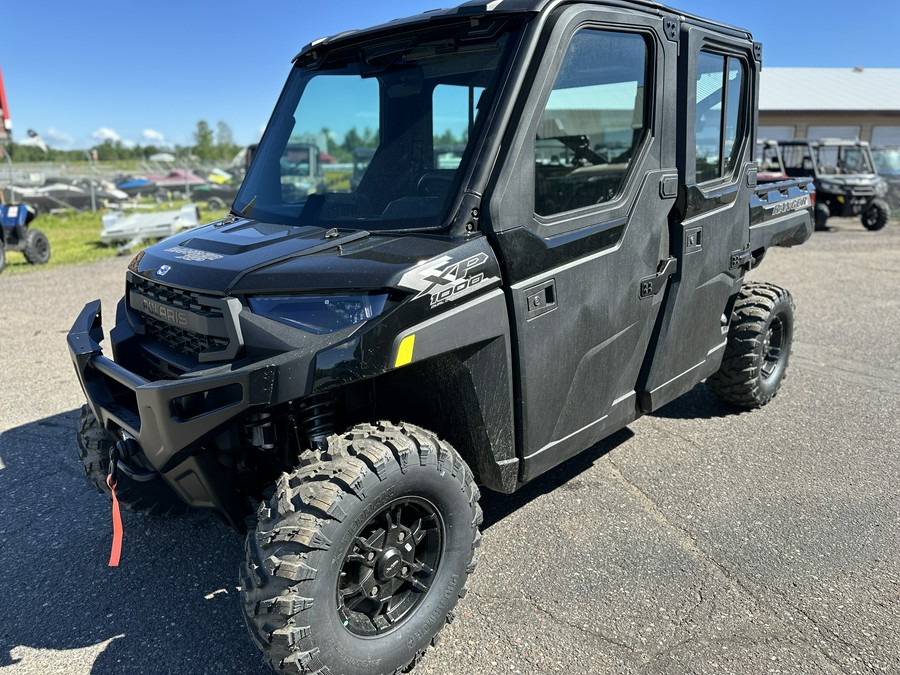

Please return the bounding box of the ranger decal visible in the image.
[764,194,811,215]
[164,246,224,262]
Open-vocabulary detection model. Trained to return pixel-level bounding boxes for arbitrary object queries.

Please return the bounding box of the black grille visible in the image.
[131,276,222,317]
[130,276,230,361]
[143,315,229,357]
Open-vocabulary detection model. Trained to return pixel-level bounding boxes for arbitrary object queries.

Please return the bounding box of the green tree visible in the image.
[216,121,237,159]
[193,120,215,160]
[342,127,364,154]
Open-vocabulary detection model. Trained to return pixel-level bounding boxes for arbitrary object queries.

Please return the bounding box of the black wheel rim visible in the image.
[761,316,785,380]
[337,496,444,637]
[36,236,49,260]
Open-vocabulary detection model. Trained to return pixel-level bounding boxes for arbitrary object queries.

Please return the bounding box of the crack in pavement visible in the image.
[603,457,860,674]
[640,628,828,674]
[761,583,882,674]
[468,589,637,655]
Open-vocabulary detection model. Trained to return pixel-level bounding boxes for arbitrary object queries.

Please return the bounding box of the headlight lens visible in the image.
[818,181,839,193]
[248,293,388,335]
[875,179,888,197]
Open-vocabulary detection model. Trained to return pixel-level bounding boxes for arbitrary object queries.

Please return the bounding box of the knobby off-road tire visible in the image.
[861,198,890,231]
[707,282,795,408]
[76,405,189,515]
[0,242,5,273]
[241,422,482,675]
[814,203,830,231]
[22,228,51,264]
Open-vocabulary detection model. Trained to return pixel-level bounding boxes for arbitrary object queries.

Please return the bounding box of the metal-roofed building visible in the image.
[759,67,900,146]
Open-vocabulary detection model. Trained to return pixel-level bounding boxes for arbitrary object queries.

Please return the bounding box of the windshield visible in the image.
[872,148,900,173]
[235,19,522,231]
[814,144,875,175]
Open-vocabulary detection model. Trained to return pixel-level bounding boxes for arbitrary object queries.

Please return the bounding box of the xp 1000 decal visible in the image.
[398,253,499,308]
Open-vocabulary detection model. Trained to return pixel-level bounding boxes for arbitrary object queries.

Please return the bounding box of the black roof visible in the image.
[295,0,752,62]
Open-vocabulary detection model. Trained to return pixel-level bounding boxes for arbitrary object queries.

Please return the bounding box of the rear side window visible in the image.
[695,52,746,183]
[535,29,649,217]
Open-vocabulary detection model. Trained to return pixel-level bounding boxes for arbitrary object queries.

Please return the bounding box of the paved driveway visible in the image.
[1,218,898,674]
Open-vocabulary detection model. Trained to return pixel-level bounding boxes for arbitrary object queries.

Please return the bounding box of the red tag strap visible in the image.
[106,475,123,567]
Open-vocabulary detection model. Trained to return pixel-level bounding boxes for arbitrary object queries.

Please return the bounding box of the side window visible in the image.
[535,29,649,217]
[695,52,746,183]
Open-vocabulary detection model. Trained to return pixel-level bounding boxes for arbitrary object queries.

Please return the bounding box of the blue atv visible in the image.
[0,203,51,272]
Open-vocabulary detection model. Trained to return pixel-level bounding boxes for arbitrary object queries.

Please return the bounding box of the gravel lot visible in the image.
[1,217,898,674]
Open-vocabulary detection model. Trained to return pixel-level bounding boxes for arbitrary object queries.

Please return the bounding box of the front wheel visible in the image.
[814,203,830,231]
[23,228,51,264]
[76,405,189,515]
[861,198,890,231]
[707,282,795,408]
[240,422,482,675]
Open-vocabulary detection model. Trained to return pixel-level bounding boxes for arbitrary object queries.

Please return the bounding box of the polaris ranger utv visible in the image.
[68,2,814,673]
[779,138,890,231]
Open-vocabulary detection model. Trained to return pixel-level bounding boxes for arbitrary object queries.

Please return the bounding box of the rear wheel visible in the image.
[76,405,188,515]
[0,241,6,273]
[240,421,482,675]
[861,198,890,231]
[22,228,51,264]
[707,282,795,408]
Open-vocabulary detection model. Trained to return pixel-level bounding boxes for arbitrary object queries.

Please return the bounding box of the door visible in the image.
[486,6,679,481]
[638,25,758,411]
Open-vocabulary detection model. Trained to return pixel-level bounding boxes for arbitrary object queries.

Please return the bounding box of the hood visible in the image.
[817,174,881,186]
[133,217,484,296]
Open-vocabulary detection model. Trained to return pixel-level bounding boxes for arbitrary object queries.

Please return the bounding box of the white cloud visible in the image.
[141,128,166,145]
[121,138,137,149]
[43,127,75,149]
[92,126,121,143]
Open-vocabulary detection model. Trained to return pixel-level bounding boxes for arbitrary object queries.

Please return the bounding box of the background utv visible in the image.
[778,138,891,231]
[68,1,814,673]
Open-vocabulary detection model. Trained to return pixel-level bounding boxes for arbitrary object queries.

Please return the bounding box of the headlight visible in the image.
[818,181,839,193]
[248,293,388,335]
[875,179,888,197]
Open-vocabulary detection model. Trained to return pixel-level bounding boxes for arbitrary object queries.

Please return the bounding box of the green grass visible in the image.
[3,203,229,274]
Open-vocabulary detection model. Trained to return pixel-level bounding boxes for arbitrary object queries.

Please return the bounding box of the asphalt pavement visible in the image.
[1,217,898,675]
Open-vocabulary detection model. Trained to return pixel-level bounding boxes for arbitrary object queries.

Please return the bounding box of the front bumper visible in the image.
[68,299,279,518]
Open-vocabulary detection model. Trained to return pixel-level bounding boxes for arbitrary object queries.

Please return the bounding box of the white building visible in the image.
[759,67,900,147]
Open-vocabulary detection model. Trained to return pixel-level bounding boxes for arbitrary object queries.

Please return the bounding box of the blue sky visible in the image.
[2,0,898,150]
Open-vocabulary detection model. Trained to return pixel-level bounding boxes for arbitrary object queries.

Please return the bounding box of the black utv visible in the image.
[779,138,891,231]
[68,2,814,673]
